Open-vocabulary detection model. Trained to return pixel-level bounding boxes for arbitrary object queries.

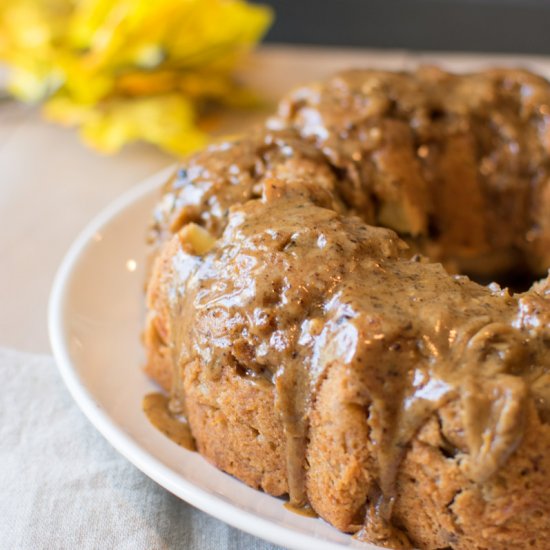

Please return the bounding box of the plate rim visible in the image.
[47,166,369,550]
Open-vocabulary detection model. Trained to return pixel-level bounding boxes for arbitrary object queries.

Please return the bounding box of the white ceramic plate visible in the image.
[48,167,381,550]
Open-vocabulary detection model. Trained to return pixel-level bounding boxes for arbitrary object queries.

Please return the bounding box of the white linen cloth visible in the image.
[0,348,282,550]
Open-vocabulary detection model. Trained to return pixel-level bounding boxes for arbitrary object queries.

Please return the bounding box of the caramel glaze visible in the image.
[143,392,196,451]
[284,502,319,518]
[159,178,550,547]
[270,67,550,278]
[151,68,550,282]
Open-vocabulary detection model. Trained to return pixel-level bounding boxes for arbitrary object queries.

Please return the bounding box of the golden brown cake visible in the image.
[143,68,550,549]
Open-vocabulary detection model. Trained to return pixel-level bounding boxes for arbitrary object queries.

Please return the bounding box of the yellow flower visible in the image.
[0,0,272,154]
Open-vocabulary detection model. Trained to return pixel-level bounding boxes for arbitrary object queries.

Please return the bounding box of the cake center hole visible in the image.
[470,269,537,294]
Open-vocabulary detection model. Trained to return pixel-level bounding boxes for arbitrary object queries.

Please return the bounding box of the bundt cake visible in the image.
[143,67,550,549]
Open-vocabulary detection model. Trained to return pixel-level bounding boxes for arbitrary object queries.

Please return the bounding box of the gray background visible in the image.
[255,0,550,54]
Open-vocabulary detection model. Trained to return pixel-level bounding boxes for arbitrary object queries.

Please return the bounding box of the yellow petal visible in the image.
[43,95,93,125]
[45,93,207,155]
[0,0,273,153]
